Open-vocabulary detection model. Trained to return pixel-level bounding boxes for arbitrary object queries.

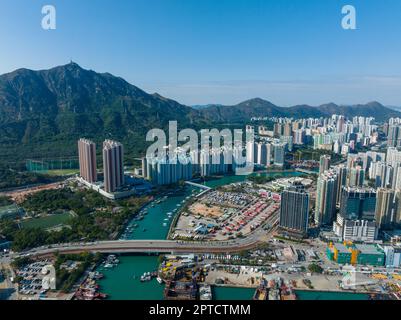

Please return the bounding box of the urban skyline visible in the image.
[2,0,401,307]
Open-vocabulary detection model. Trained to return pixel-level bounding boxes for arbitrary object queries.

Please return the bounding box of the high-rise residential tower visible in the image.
[387,125,401,148]
[256,143,268,166]
[349,166,365,187]
[78,138,97,183]
[315,169,338,226]
[279,183,310,235]
[333,187,378,242]
[335,165,348,205]
[375,188,396,230]
[103,140,124,193]
[273,143,286,167]
[339,187,377,221]
[319,155,331,175]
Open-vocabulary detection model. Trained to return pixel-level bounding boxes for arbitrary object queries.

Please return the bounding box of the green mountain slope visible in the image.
[0,63,399,168]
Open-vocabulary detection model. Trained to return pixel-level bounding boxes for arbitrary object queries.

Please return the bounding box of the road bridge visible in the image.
[184,181,211,190]
[16,237,265,259]
[295,168,318,175]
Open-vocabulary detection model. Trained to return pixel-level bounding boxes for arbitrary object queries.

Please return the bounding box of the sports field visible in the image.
[45,169,79,176]
[21,212,73,229]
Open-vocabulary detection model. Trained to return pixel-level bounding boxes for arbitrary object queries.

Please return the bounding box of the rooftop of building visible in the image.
[333,243,350,253]
[354,244,384,254]
[78,138,95,144]
[103,139,123,149]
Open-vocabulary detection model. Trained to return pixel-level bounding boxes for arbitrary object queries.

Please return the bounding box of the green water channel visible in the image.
[98,171,304,300]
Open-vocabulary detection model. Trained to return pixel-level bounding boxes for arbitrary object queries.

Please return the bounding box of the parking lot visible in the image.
[173,183,280,241]
[16,260,53,297]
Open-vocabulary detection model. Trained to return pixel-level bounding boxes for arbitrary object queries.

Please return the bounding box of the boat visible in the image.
[140,272,156,282]
[103,254,120,268]
[140,275,151,282]
[253,287,268,300]
[268,289,280,301]
[142,228,147,232]
[156,277,163,284]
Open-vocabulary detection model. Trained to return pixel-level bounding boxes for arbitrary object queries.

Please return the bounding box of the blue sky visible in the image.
[1,0,401,106]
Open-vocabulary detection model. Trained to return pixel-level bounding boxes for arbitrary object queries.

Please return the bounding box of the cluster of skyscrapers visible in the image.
[315,146,401,242]
[78,138,124,193]
[142,144,252,185]
[142,151,193,186]
[278,149,401,241]
[245,140,285,167]
[245,126,287,167]
[273,115,401,242]
[253,114,378,161]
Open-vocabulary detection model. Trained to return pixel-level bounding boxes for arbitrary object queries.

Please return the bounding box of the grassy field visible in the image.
[21,212,73,229]
[45,169,79,176]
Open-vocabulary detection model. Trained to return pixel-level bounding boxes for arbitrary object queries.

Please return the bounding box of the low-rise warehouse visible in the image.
[326,242,385,266]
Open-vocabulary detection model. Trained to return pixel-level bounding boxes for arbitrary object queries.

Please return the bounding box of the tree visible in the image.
[308,263,323,274]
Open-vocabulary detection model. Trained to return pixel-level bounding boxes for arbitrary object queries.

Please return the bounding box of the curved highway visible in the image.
[15,224,276,258]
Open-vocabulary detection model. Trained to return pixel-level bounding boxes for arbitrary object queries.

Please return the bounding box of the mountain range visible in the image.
[0,62,399,167]
[195,99,401,122]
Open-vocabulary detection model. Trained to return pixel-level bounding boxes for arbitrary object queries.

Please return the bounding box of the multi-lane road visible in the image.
[12,219,277,259]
